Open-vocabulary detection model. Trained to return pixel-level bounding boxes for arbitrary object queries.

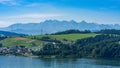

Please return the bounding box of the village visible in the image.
[0,46,32,56]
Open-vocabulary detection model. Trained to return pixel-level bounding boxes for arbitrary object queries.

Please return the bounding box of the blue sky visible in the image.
[0,0,120,27]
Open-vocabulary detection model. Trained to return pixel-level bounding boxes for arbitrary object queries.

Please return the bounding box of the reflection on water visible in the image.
[0,56,120,68]
[93,58,120,66]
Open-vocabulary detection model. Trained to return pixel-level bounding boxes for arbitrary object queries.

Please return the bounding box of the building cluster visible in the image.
[0,46,32,55]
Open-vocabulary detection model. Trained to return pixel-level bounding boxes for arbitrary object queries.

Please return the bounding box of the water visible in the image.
[0,56,120,68]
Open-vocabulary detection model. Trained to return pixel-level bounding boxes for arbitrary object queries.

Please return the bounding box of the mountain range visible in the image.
[0,20,120,35]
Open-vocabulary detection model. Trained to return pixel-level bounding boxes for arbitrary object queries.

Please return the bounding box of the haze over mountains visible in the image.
[0,20,120,35]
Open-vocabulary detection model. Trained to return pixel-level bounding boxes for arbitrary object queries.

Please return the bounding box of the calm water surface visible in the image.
[0,56,120,68]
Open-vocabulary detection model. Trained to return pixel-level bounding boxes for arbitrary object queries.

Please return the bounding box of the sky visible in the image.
[0,0,120,27]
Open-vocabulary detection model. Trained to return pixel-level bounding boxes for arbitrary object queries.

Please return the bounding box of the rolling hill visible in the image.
[26,33,98,41]
[0,37,44,48]
[0,31,26,36]
[0,33,98,48]
[0,29,120,58]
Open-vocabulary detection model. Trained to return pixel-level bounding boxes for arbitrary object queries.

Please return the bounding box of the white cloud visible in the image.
[0,20,11,27]
[0,0,19,5]
[7,14,63,19]
[0,13,64,27]
[0,0,11,2]
[25,3,40,7]
[25,3,57,11]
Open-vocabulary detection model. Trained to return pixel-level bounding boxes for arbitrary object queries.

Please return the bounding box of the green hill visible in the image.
[0,31,26,36]
[0,33,98,48]
[0,33,98,50]
[0,37,44,48]
[1,32,120,58]
[49,33,98,41]
[27,33,98,41]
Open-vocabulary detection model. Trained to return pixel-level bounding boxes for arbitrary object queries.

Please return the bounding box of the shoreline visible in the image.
[0,54,120,60]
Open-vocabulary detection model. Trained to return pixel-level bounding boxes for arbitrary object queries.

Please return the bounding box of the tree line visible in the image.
[52,29,120,35]
[32,34,120,58]
[52,29,91,35]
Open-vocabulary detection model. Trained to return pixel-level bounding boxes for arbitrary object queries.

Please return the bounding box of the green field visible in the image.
[0,33,98,48]
[49,33,98,41]
[27,33,98,41]
[0,37,44,48]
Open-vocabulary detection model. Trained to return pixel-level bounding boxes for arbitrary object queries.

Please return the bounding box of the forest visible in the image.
[0,29,120,58]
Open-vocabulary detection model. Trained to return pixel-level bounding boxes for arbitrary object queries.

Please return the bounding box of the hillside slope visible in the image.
[0,33,98,48]
[0,31,26,36]
[0,37,44,48]
[27,33,98,41]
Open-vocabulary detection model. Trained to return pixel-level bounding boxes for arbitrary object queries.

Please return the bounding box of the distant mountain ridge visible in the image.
[0,31,26,36]
[0,20,120,35]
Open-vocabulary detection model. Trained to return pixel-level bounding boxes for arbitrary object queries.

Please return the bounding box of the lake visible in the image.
[0,56,120,68]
